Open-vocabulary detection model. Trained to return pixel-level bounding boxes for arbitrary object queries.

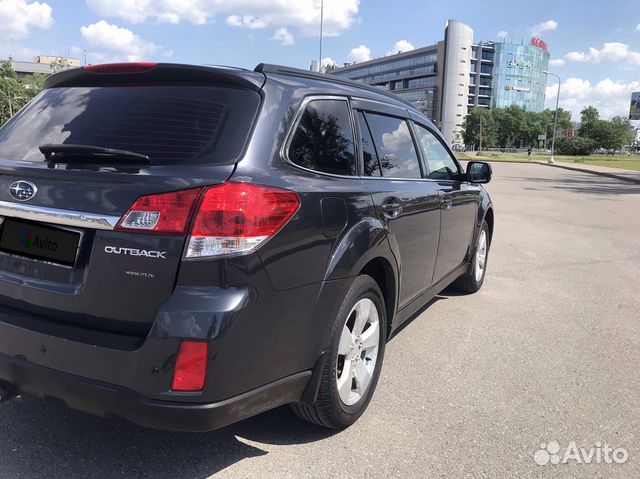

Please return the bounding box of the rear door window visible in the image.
[288,99,356,176]
[0,86,260,165]
[363,113,421,179]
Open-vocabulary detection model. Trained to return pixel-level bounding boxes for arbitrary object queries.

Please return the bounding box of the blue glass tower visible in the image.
[491,41,550,112]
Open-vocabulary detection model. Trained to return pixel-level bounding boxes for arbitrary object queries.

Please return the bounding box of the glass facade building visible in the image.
[490,42,549,111]
[329,48,439,120]
[327,20,551,145]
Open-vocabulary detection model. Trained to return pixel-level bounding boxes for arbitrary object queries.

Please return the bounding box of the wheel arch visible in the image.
[358,257,397,340]
[484,206,494,246]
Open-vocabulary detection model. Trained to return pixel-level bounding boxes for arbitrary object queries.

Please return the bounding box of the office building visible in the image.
[329,20,551,145]
[7,55,80,77]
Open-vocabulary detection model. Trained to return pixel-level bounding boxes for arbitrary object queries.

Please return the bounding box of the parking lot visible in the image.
[0,162,638,478]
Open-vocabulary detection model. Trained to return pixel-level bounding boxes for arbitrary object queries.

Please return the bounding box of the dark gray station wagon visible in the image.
[0,62,493,431]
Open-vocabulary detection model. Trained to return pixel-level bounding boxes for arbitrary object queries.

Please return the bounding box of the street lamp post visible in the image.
[544,70,561,164]
[318,0,324,73]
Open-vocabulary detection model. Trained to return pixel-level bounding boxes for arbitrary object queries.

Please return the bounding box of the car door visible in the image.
[353,101,441,309]
[412,122,479,283]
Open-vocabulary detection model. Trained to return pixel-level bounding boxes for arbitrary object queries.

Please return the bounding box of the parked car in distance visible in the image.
[0,62,493,431]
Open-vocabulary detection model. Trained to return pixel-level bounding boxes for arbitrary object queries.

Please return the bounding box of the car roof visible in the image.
[44,61,429,124]
[255,63,424,116]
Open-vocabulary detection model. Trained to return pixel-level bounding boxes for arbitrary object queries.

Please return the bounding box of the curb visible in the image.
[467,158,640,185]
[544,163,640,185]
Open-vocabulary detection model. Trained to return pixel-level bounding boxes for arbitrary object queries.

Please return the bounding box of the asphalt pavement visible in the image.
[0,162,639,478]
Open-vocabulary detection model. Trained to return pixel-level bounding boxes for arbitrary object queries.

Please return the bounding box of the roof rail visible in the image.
[254,63,418,111]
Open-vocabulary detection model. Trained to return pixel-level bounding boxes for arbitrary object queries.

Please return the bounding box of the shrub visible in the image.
[554,137,596,156]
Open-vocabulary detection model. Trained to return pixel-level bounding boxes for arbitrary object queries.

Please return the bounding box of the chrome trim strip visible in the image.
[0,201,120,230]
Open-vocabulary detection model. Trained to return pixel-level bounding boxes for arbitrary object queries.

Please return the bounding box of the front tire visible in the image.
[452,220,490,293]
[292,275,387,429]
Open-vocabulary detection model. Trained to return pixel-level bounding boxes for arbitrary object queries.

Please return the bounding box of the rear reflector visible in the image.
[115,188,201,235]
[185,182,300,258]
[84,62,158,74]
[172,341,208,392]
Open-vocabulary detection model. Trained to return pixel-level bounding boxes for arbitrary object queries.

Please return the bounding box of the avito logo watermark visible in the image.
[534,441,628,466]
[20,228,58,252]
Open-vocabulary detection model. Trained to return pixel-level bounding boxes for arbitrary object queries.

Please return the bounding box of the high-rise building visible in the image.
[328,20,551,145]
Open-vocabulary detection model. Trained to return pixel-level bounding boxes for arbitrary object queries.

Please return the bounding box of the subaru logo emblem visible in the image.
[9,180,38,202]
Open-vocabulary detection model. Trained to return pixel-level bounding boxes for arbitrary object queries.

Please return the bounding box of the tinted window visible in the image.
[0,86,260,165]
[414,124,460,180]
[364,113,421,179]
[288,100,356,176]
[357,111,381,176]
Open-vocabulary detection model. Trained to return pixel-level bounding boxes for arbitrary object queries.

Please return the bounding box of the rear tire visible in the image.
[452,220,490,293]
[292,275,386,429]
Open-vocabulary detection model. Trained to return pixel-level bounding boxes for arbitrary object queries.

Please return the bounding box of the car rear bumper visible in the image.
[0,351,310,432]
[0,275,349,431]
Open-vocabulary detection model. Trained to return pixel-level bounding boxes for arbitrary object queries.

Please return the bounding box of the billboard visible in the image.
[630,92,640,120]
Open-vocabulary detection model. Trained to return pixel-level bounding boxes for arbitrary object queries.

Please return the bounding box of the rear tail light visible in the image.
[172,341,208,392]
[115,182,299,257]
[185,182,300,258]
[84,62,157,74]
[115,188,201,234]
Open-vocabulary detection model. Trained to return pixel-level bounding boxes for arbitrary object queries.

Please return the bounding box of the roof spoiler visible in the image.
[45,63,265,91]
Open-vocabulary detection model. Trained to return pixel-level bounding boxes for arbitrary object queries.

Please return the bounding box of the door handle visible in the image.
[440,194,453,211]
[381,197,403,218]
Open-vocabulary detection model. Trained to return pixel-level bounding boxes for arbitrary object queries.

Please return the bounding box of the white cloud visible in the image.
[80,20,160,62]
[496,30,508,40]
[271,27,294,46]
[0,0,53,40]
[321,57,336,69]
[549,58,565,66]
[226,14,266,29]
[565,42,640,66]
[636,23,640,32]
[386,40,415,56]
[529,19,558,36]
[347,44,371,63]
[545,77,640,119]
[86,0,359,35]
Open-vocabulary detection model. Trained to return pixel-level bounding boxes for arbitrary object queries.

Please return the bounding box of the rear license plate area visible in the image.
[0,218,81,267]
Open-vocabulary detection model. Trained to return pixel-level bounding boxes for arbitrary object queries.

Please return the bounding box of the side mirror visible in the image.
[466,161,492,183]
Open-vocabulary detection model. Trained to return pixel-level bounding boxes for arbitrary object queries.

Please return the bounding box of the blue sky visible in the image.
[1,0,638,121]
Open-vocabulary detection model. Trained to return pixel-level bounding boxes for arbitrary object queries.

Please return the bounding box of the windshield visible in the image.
[0,85,260,165]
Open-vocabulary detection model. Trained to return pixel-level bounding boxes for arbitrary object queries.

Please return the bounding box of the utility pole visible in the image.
[544,70,561,164]
[318,0,324,73]
[479,115,483,152]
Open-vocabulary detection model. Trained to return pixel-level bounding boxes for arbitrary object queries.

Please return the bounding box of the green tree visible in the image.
[462,108,496,149]
[609,116,634,149]
[578,105,599,139]
[493,105,527,147]
[0,60,46,126]
[589,116,634,150]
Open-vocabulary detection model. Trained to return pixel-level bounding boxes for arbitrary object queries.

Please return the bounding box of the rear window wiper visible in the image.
[39,144,151,165]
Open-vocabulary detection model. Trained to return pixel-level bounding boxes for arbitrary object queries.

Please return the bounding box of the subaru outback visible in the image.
[0,62,493,431]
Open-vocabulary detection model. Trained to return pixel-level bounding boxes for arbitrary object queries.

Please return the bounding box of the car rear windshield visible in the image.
[0,85,261,165]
